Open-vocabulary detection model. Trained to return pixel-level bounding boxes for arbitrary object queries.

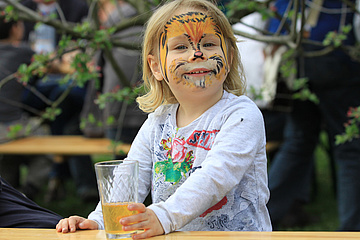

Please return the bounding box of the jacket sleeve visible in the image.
[87,202,104,230]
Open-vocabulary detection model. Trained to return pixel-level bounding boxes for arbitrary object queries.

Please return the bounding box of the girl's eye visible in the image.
[175,45,187,50]
[203,43,214,47]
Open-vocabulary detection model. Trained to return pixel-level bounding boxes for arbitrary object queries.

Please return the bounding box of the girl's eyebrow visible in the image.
[169,33,218,40]
[202,33,219,38]
[168,35,188,42]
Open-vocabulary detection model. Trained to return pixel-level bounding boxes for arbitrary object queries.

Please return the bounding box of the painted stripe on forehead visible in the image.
[164,12,219,42]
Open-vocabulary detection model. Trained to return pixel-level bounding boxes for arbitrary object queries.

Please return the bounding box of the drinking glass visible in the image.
[95,160,139,239]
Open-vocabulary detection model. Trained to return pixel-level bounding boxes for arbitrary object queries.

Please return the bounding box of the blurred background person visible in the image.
[81,0,147,149]
[20,0,98,202]
[266,0,360,231]
[0,11,53,200]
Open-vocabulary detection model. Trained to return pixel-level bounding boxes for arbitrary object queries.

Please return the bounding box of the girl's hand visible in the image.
[56,216,98,233]
[120,203,165,239]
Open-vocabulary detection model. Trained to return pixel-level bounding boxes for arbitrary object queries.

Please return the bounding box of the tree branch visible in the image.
[233,29,297,48]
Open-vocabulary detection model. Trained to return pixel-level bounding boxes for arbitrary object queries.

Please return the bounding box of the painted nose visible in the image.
[190,50,205,62]
[194,51,203,58]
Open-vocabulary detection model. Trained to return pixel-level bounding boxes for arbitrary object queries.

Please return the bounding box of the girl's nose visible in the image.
[190,50,205,62]
[194,51,203,58]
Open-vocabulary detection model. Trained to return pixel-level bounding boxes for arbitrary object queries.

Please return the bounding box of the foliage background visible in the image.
[1,0,359,142]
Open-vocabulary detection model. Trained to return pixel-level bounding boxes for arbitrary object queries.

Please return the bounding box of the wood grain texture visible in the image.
[0,136,130,155]
[1,229,359,240]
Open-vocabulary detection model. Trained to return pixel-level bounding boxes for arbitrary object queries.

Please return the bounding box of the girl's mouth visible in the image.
[184,68,212,77]
[182,68,214,88]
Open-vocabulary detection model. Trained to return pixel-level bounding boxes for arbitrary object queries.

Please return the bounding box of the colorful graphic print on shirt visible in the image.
[154,136,194,184]
[154,129,219,185]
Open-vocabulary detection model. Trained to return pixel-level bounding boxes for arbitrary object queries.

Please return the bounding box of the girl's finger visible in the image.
[55,221,63,232]
[121,212,147,226]
[68,216,80,232]
[60,219,70,233]
[123,219,148,232]
[132,229,155,240]
[128,203,146,212]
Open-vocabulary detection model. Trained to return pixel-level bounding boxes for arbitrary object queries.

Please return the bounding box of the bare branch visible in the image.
[0,96,43,116]
[233,29,297,48]
[303,45,336,57]
[0,73,17,89]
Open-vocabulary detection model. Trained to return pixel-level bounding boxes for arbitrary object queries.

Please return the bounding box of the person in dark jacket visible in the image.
[0,176,62,228]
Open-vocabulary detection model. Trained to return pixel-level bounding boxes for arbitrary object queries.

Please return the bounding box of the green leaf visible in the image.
[106,116,115,125]
[42,107,62,121]
[88,113,96,124]
[6,124,23,139]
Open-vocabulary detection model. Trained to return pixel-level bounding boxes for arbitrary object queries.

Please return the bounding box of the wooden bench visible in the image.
[0,135,131,156]
[0,136,280,157]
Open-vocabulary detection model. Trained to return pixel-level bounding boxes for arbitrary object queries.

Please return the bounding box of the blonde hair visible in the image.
[137,0,245,113]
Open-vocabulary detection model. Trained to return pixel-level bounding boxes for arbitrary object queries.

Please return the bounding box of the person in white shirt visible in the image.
[56,0,272,239]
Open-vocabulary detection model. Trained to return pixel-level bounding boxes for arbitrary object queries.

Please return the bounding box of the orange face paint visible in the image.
[159,12,228,82]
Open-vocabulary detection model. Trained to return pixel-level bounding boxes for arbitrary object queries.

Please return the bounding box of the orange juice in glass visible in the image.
[95,160,139,239]
[102,202,138,235]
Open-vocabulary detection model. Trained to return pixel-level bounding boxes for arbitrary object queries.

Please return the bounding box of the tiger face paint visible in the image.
[159,11,229,88]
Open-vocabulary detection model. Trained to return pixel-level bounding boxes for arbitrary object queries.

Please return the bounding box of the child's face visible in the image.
[151,10,229,97]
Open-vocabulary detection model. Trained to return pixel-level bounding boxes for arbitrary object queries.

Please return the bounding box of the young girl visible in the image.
[56,0,272,238]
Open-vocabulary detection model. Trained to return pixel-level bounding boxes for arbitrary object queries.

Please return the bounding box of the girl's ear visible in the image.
[147,54,164,81]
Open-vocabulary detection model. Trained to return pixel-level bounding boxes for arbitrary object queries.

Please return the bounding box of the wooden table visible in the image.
[0,136,131,156]
[1,229,360,240]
